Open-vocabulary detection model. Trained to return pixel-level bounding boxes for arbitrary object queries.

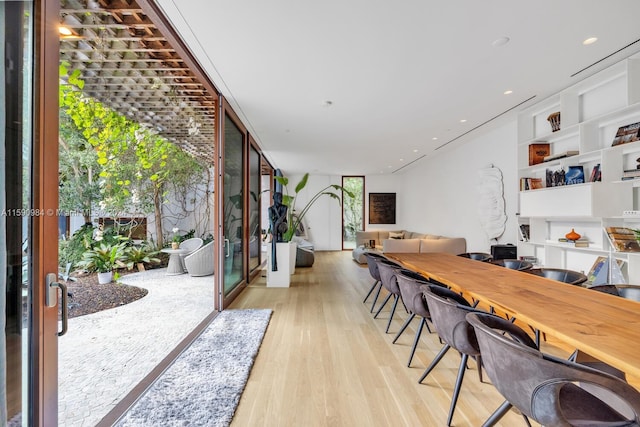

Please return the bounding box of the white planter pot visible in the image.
[97,271,113,284]
[267,242,296,287]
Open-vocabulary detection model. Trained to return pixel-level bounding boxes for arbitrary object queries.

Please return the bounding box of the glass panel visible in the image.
[2,1,34,425]
[342,177,364,249]
[223,115,244,295]
[248,146,260,271]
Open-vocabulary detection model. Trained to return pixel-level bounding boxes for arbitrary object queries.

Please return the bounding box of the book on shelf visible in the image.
[519,224,530,241]
[528,143,551,166]
[587,256,626,285]
[604,227,640,252]
[611,121,640,147]
[589,164,601,182]
[520,177,543,190]
[622,168,640,179]
[543,150,579,162]
[555,238,590,247]
[565,165,584,185]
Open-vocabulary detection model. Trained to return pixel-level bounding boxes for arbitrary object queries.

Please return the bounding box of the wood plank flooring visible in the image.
[229,250,554,426]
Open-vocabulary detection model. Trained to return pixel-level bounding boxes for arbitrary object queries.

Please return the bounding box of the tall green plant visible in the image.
[274,173,354,242]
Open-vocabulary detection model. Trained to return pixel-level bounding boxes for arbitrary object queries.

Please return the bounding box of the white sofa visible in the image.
[352,229,466,263]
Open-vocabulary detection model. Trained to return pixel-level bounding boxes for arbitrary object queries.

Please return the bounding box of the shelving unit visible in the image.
[517,54,640,282]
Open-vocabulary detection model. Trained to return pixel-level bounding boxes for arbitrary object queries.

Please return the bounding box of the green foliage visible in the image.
[342,177,364,240]
[58,224,95,269]
[59,64,208,248]
[274,173,354,242]
[123,243,161,271]
[77,242,127,273]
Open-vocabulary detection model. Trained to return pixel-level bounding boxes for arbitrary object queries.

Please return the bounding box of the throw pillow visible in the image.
[389,232,404,239]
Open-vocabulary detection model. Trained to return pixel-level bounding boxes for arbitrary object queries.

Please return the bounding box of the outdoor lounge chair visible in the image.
[178,237,204,271]
[184,241,214,276]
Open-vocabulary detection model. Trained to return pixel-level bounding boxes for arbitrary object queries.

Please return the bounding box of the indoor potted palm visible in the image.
[266,173,353,286]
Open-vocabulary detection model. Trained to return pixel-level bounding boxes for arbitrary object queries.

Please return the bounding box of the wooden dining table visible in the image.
[385,252,640,380]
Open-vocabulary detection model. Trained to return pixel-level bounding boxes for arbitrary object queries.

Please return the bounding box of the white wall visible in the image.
[398,121,518,253]
[293,119,520,253]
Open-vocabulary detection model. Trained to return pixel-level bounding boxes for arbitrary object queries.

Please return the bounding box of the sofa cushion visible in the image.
[408,232,427,239]
[383,238,421,253]
[356,231,381,247]
[424,234,442,240]
[389,231,404,239]
[419,238,466,255]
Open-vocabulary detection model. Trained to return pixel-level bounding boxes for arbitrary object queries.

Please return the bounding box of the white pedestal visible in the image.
[267,242,296,287]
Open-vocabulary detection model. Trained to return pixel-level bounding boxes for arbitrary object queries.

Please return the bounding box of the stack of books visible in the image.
[621,168,640,180]
[520,177,543,190]
[557,237,589,247]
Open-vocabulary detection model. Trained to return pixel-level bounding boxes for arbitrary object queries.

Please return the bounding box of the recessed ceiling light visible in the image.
[460,119,467,123]
[432,137,438,140]
[399,158,404,162]
[387,165,392,168]
[491,36,510,47]
[504,90,513,95]
[59,26,72,36]
[583,37,598,45]
[413,149,418,153]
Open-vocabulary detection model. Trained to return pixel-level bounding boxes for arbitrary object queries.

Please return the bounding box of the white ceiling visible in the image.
[155,0,640,175]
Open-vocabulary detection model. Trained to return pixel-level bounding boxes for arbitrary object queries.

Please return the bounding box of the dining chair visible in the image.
[489,259,533,271]
[588,283,640,302]
[373,258,405,333]
[362,252,387,312]
[526,267,587,285]
[458,252,493,262]
[393,269,436,367]
[420,285,485,426]
[467,312,640,427]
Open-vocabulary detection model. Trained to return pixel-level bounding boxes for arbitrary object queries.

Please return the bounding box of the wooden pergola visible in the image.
[59,0,217,164]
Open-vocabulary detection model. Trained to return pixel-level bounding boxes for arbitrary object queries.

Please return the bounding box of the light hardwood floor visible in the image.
[229,251,549,426]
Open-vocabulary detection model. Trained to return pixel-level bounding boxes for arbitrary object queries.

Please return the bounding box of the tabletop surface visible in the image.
[385,252,640,379]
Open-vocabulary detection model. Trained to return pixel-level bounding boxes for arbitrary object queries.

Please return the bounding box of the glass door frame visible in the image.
[341,176,365,250]
[31,0,62,424]
[218,98,248,309]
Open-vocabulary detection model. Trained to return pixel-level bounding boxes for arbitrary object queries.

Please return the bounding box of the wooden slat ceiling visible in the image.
[59,0,217,164]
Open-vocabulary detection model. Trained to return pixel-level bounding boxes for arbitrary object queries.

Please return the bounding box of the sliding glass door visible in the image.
[342,176,364,249]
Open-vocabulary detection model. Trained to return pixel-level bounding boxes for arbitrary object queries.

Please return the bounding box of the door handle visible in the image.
[224,238,230,257]
[46,273,69,337]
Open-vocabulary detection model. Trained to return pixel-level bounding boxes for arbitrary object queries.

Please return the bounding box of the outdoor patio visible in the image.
[58,268,215,427]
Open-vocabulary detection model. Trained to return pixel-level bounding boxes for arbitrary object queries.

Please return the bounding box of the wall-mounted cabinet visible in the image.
[517,54,640,282]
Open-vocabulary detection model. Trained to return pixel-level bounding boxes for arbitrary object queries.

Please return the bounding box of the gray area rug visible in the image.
[116,309,272,427]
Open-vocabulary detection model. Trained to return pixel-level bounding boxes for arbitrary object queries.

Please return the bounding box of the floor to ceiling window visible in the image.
[342,176,364,249]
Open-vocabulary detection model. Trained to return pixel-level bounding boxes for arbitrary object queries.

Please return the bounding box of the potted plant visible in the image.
[124,243,161,272]
[77,242,127,284]
[171,227,181,249]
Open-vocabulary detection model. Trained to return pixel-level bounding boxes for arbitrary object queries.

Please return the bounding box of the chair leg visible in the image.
[370,282,383,313]
[385,295,400,333]
[374,293,392,318]
[476,354,483,383]
[363,279,379,303]
[447,353,469,426]
[482,400,513,427]
[393,313,415,343]
[418,343,451,382]
[408,317,426,367]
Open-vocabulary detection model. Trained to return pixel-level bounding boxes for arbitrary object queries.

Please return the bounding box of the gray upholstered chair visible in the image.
[420,285,484,426]
[527,267,587,285]
[373,258,404,333]
[490,259,533,271]
[362,252,387,312]
[394,269,436,367]
[184,241,214,277]
[467,312,640,427]
[458,252,493,262]
[178,237,204,271]
[588,283,640,302]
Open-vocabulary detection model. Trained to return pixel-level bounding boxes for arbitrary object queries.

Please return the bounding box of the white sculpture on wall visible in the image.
[477,165,507,243]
